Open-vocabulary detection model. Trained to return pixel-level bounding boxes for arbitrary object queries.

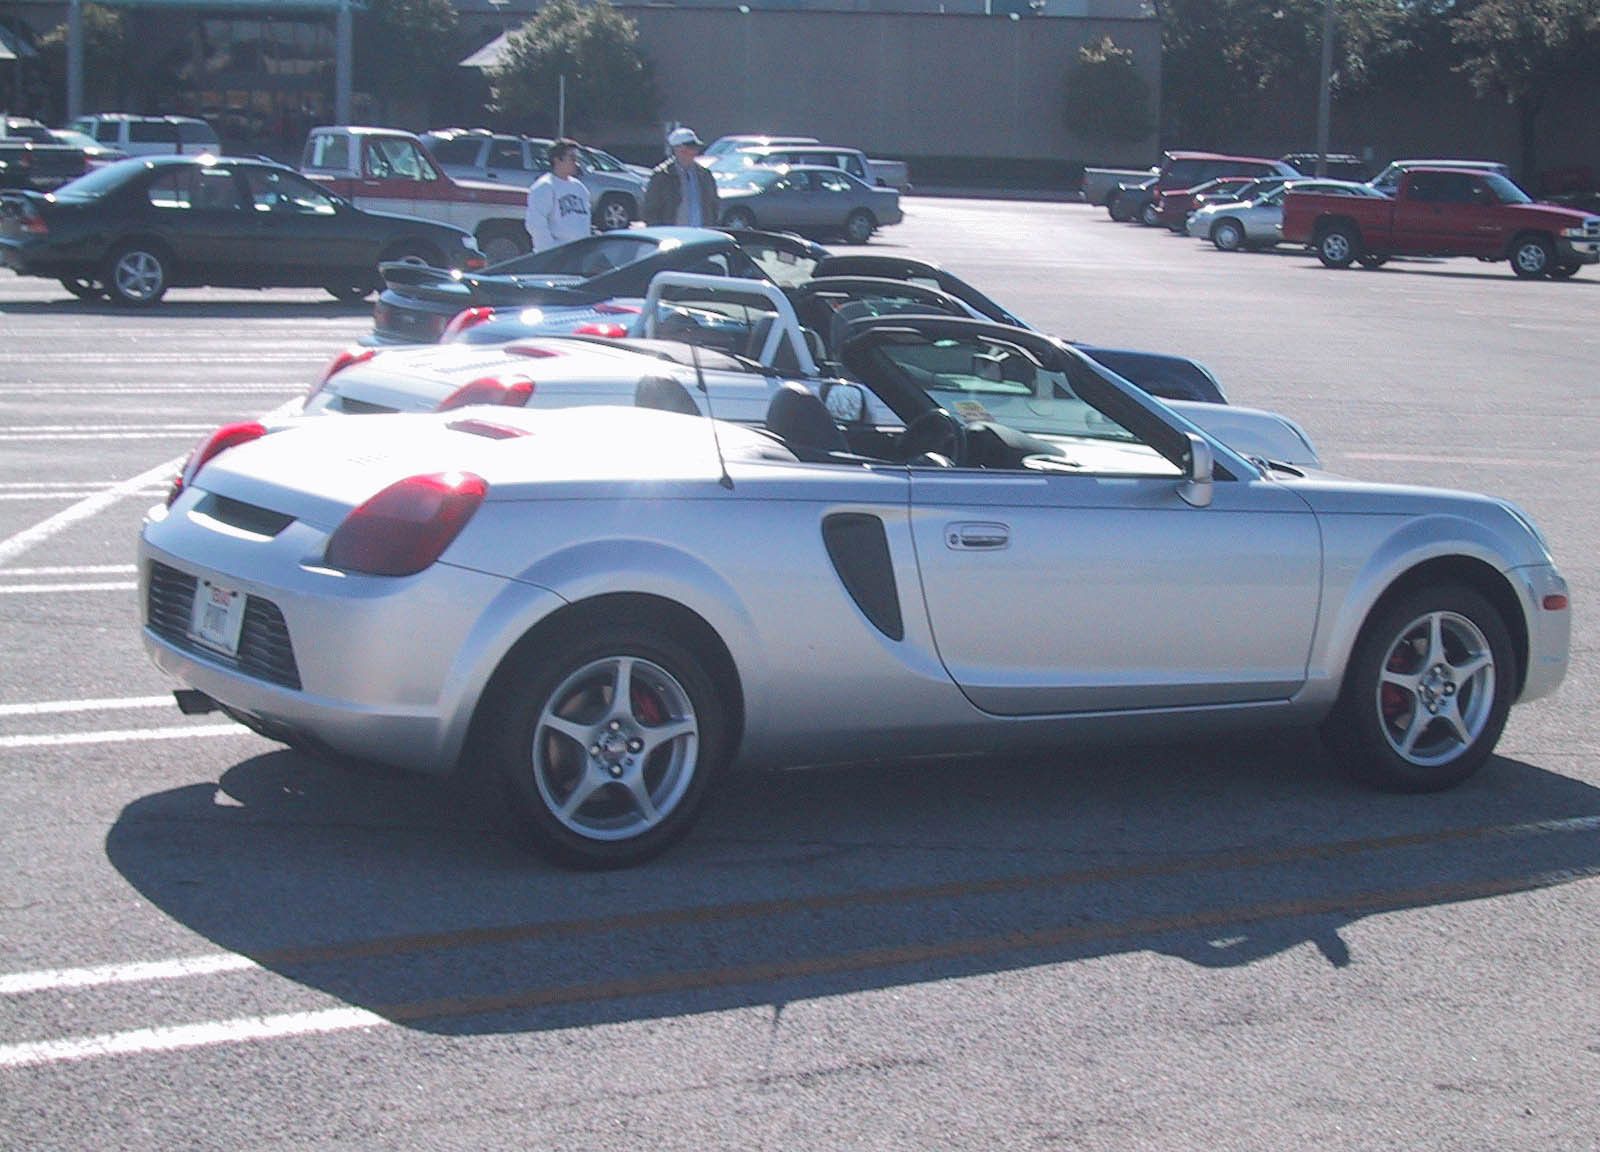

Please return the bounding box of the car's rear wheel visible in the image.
[1211,219,1245,252]
[1138,200,1161,228]
[721,207,756,230]
[595,194,633,231]
[104,242,169,306]
[844,209,875,245]
[1357,254,1390,269]
[491,623,727,869]
[1548,261,1582,280]
[59,277,103,300]
[1108,192,1133,222]
[1510,233,1554,278]
[1316,223,1359,269]
[1323,584,1515,793]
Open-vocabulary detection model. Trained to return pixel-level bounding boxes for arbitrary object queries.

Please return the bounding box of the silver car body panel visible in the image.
[140,390,1567,778]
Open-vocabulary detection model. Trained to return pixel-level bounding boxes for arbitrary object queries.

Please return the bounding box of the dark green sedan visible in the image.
[0,155,487,306]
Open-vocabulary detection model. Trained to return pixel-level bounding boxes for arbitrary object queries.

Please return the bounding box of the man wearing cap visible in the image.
[643,126,720,227]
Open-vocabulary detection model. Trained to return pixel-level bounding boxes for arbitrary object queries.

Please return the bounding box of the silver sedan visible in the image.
[1189,179,1385,251]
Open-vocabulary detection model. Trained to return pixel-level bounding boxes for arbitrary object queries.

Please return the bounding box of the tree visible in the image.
[489,0,657,135]
[37,3,126,116]
[1450,0,1600,180]
[1061,37,1156,149]
[355,0,460,123]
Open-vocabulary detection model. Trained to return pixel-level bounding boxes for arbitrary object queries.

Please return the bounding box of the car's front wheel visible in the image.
[491,622,728,869]
[1324,584,1515,793]
[324,282,372,302]
[104,242,169,306]
[1548,261,1582,280]
[844,209,875,245]
[1211,219,1245,252]
[1139,200,1161,228]
[1510,233,1554,278]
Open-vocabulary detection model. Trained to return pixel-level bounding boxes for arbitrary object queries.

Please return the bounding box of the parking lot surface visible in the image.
[2,200,1597,1150]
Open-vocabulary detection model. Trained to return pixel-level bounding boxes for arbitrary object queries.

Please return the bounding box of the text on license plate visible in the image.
[189,579,246,655]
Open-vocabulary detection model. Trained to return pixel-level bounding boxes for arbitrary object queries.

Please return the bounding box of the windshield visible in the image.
[720,168,783,192]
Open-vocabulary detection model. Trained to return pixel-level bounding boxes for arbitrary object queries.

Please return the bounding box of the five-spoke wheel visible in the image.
[493,622,727,868]
[105,243,169,306]
[1325,584,1514,792]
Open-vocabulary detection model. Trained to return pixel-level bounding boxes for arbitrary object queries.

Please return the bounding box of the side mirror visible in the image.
[820,381,866,424]
[1178,431,1214,507]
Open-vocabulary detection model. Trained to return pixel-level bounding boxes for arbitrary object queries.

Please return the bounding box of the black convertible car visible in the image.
[0,155,486,306]
[366,226,832,345]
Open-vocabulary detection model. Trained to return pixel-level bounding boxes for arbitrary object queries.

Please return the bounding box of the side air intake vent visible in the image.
[821,513,904,641]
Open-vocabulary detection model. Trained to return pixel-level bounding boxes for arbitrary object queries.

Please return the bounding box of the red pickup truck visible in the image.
[1282,167,1600,279]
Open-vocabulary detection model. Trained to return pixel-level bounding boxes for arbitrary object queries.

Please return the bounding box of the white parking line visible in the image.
[0,564,137,574]
[0,1008,387,1069]
[0,724,248,750]
[0,952,259,995]
[0,696,174,717]
[0,582,137,594]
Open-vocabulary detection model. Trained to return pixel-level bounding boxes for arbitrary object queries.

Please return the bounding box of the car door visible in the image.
[140,165,250,276]
[241,166,372,282]
[851,322,1322,715]
[353,135,423,218]
[484,136,529,183]
[1392,171,1475,254]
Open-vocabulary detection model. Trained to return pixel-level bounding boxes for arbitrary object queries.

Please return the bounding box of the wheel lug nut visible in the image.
[608,719,621,732]
[589,744,600,757]
[627,738,644,753]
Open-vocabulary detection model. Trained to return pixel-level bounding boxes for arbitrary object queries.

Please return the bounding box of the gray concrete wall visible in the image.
[614,8,1162,166]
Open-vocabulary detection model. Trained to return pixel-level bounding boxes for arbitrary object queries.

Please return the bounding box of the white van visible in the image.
[69,114,220,157]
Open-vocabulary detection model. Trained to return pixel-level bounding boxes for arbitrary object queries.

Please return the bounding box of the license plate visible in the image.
[189,579,246,656]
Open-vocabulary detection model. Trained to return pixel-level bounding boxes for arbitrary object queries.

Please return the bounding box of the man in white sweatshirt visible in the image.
[524,138,593,252]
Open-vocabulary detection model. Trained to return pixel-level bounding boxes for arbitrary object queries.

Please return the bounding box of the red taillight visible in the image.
[166,421,267,506]
[438,374,535,411]
[22,209,48,236]
[571,322,629,338]
[307,346,378,402]
[441,306,496,342]
[463,254,488,271]
[324,472,487,576]
[592,302,641,316]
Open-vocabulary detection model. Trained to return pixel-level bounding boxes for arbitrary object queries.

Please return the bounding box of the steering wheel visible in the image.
[896,408,966,465]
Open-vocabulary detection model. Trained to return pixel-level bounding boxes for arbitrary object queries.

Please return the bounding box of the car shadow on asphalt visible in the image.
[105,733,1600,1037]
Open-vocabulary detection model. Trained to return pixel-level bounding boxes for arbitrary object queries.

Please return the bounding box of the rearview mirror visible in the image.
[1178,431,1213,508]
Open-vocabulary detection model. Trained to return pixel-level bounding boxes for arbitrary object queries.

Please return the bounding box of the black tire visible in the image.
[1510,233,1554,278]
[1108,192,1133,223]
[104,241,170,306]
[721,207,756,230]
[490,622,728,869]
[1211,218,1246,252]
[324,282,372,302]
[1323,584,1516,793]
[1548,261,1581,280]
[1356,254,1389,269]
[595,194,633,232]
[1138,200,1161,228]
[1316,223,1359,269]
[843,209,875,245]
[59,277,103,300]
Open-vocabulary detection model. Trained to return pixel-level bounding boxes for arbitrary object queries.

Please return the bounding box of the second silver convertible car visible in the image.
[139,318,1570,868]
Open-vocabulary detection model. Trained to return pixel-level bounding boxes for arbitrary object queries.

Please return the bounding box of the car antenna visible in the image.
[689,336,734,490]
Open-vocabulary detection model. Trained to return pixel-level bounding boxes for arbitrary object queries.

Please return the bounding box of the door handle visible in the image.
[946,521,1010,550]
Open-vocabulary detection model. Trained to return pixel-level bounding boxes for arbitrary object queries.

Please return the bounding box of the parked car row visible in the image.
[1109,150,1600,280]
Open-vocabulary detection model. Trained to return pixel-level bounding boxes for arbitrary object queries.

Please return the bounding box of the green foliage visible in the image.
[355,0,460,117]
[1061,37,1155,144]
[1451,0,1600,109]
[489,0,658,134]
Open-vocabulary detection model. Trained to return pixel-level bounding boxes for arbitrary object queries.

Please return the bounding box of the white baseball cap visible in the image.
[667,127,704,149]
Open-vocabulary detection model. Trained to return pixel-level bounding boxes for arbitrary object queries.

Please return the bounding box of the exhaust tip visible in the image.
[173,689,220,716]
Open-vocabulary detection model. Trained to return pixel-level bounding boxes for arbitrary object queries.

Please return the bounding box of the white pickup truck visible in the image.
[300,126,532,263]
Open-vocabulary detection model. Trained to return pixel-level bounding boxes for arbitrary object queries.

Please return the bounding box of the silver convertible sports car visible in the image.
[139,318,1571,868]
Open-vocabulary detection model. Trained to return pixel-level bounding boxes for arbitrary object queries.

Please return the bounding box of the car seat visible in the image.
[744,315,825,374]
[634,374,701,415]
[764,382,849,461]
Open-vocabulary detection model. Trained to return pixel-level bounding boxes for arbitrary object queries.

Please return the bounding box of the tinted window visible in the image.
[427,136,484,166]
[488,139,525,169]
[304,133,349,170]
[147,171,194,209]
[244,167,336,214]
[130,121,179,145]
[178,121,219,146]
[94,122,120,143]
